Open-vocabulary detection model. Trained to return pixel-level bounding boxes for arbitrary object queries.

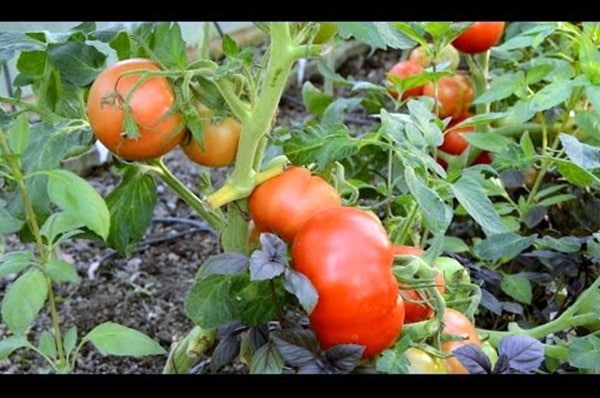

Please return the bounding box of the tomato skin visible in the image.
[472,150,491,165]
[181,116,241,167]
[87,58,186,161]
[408,44,460,71]
[439,125,474,155]
[452,22,506,54]
[387,60,424,100]
[422,74,473,120]
[441,308,482,373]
[248,166,341,243]
[404,347,448,374]
[292,206,403,358]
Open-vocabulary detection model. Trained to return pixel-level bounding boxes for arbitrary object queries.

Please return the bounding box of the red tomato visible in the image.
[441,308,482,373]
[181,116,241,167]
[387,60,424,100]
[292,206,404,358]
[472,151,492,165]
[422,74,473,120]
[452,22,506,54]
[248,166,341,243]
[408,44,460,71]
[87,58,186,161]
[439,125,475,156]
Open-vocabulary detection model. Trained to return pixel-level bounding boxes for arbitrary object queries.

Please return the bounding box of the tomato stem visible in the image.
[162,325,217,374]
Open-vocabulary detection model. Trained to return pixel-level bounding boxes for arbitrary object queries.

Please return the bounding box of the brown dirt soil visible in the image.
[0,44,402,374]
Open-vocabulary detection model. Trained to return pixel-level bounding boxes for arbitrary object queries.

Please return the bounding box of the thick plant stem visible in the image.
[163,326,217,374]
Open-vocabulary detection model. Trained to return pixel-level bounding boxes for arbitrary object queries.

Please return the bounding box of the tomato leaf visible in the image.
[105,166,157,257]
[6,114,30,155]
[500,274,533,305]
[0,206,24,234]
[568,335,600,370]
[553,158,600,187]
[302,81,333,118]
[472,72,525,105]
[559,133,600,170]
[0,31,45,63]
[283,269,319,315]
[462,132,515,153]
[404,166,452,234]
[271,329,320,369]
[185,274,238,328]
[451,175,508,236]
[536,236,581,253]
[237,280,280,327]
[324,344,364,373]
[149,22,187,70]
[195,252,249,280]
[1,268,48,335]
[375,346,410,374]
[47,41,107,86]
[250,341,284,374]
[0,250,35,279]
[496,335,544,373]
[529,79,575,113]
[45,258,80,284]
[0,335,29,360]
[45,169,110,241]
[249,233,287,281]
[63,325,78,359]
[38,330,57,359]
[108,30,132,61]
[84,322,166,357]
[336,22,415,50]
[283,124,359,172]
[473,232,537,262]
[452,344,491,374]
[322,97,363,127]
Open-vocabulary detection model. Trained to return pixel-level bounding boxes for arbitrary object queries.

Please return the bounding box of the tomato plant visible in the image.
[387,60,424,100]
[441,308,481,373]
[452,22,506,54]
[422,74,473,120]
[404,347,448,373]
[248,166,341,243]
[180,115,241,167]
[292,206,404,358]
[408,44,460,71]
[87,58,186,161]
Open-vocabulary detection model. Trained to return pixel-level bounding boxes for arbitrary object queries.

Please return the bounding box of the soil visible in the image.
[0,44,404,374]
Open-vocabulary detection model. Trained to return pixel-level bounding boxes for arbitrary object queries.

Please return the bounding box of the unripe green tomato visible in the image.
[313,22,337,44]
[434,256,473,313]
[404,347,448,373]
[481,341,498,368]
[408,44,460,72]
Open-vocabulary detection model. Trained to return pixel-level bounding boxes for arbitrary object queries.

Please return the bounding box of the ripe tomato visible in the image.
[452,22,506,54]
[441,308,481,373]
[387,60,424,100]
[472,151,491,165]
[87,58,186,161]
[404,347,448,374]
[422,74,473,120]
[408,44,460,71]
[439,125,474,156]
[181,115,241,168]
[248,166,341,243]
[394,245,446,323]
[292,206,404,358]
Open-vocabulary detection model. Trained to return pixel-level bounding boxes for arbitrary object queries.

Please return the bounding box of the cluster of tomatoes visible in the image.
[86,58,241,167]
[387,22,506,170]
[248,166,482,372]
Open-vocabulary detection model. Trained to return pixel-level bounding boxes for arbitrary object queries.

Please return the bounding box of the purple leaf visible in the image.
[497,335,544,373]
[283,269,319,314]
[452,343,491,374]
[271,329,320,367]
[324,344,365,373]
[480,288,502,315]
[196,252,249,279]
[249,233,288,281]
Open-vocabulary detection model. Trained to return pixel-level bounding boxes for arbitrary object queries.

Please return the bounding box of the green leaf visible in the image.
[7,114,30,155]
[47,41,107,87]
[1,268,49,335]
[14,51,47,87]
[45,258,80,284]
[0,250,34,279]
[38,330,57,359]
[0,31,45,63]
[45,169,110,240]
[526,64,554,85]
[185,274,238,329]
[536,194,576,208]
[150,22,187,69]
[440,236,470,253]
[579,35,600,85]
[250,342,284,374]
[0,207,24,234]
[84,322,166,357]
[375,347,409,374]
[520,131,536,159]
[529,79,574,113]
[568,335,600,370]
[283,124,359,172]
[0,335,29,360]
[63,325,78,359]
[500,273,532,305]
[553,158,600,187]
[584,85,600,114]
[109,31,132,60]
[472,72,525,105]
[474,232,537,262]
[451,175,508,236]
[302,81,333,117]
[462,132,515,153]
[322,98,363,127]
[404,166,451,234]
[536,236,581,253]
[222,34,239,58]
[337,22,416,49]
[559,133,600,170]
[105,166,157,257]
[40,211,85,245]
[237,280,279,327]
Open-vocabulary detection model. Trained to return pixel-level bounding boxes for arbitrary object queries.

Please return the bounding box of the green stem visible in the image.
[145,158,224,231]
[395,203,419,246]
[0,96,60,123]
[468,52,491,125]
[163,326,217,374]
